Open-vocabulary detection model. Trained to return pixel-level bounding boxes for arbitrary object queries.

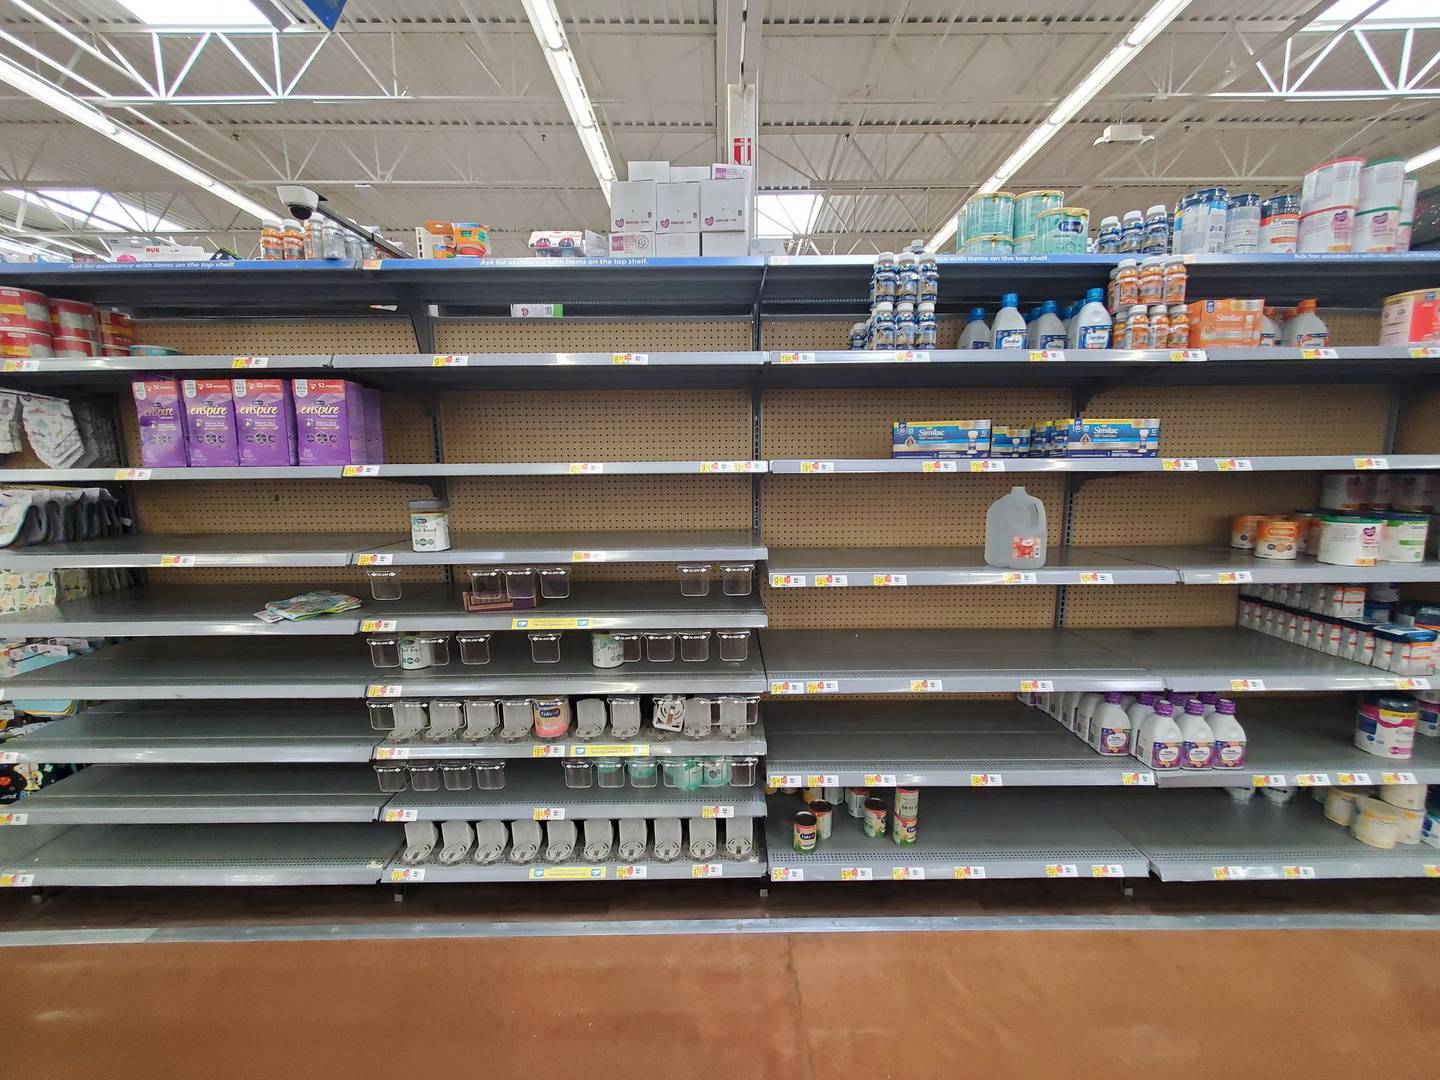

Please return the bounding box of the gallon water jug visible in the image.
[984,486,1047,568]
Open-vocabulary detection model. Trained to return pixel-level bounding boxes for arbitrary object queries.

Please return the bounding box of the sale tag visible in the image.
[1161,458,1199,471]
[342,464,381,477]
[840,867,873,881]
[382,808,417,822]
[568,462,604,474]
[1002,572,1037,584]
[1170,349,1207,362]
[1215,458,1252,471]
[616,865,647,879]
[799,461,835,473]
[230,356,269,368]
[701,805,735,819]
[921,460,957,473]
[814,574,848,587]
[805,680,839,694]
[530,866,606,880]
[969,773,1003,787]
[570,550,605,562]
[892,867,926,880]
[771,867,804,881]
[431,354,469,367]
[970,460,1006,472]
[356,553,393,566]
[511,616,588,630]
[1334,772,1371,785]
[769,774,802,788]
[0,874,35,887]
[910,679,944,692]
[361,258,384,270]
[1045,864,1078,878]
[1282,866,1317,880]
[770,574,808,588]
[804,774,839,787]
[1122,772,1155,786]
[1216,571,1253,584]
[777,351,815,364]
[1230,679,1266,691]
[1294,773,1330,787]
[953,866,987,880]
[1395,677,1431,690]
[873,573,908,586]
[1425,865,1440,878]
[1,359,38,372]
[1029,350,1064,362]
[1018,680,1054,693]
[1212,866,1247,881]
[1381,771,1418,785]
[510,304,563,318]
[113,468,152,480]
[691,863,724,878]
[1301,348,1338,360]
[360,618,397,633]
[0,752,17,764]
[769,681,805,695]
[532,808,566,820]
[158,554,196,567]
[1354,457,1389,470]
[1408,346,1440,358]
[863,773,897,787]
[0,813,28,826]
[1077,572,1114,584]
[373,746,410,760]
[531,745,566,758]
[1091,864,1124,878]
[388,868,424,882]
[366,684,402,698]
[1251,774,1287,787]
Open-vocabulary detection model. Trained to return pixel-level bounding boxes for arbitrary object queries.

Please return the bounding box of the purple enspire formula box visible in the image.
[234,378,297,466]
[131,377,187,468]
[181,379,240,467]
[293,378,367,465]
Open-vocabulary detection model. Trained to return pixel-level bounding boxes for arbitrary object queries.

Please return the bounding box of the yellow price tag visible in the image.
[510,616,586,630]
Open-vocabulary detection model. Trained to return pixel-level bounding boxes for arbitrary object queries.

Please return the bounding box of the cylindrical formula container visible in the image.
[1254,517,1300,560]
[1036,207,1089,254]
[1351,796,1400,849]
[1380,512,1429,564]
[894,787,919,818]
[1231,514,1264,550]
[1301,156,1363,215]
[1013,190,1064,240]
[48,298,98,340]
[960,234,1014,257]
[961,192,1015,242]
[1359,157,1406,212]
[1316,514,1381,566]
[811,800,833,839]
[1320,472,1369,512]
[1011,234,1037,255]
[1298,207,1355,253]
[1224,193,1262,254]
[845,787,868,818]
[1380,783,1427,811]
[793,810,818,852]
[50,335,95,357]
[1351,207,1400,253]
[862,797,888,838]
[1325,786,1363,827]
[1174,187,1229,254]
[591,631,625,669]
[408,498,450,552]
[1398,179,1418,251]
[1259,195,1299,252]
[0,287,52,333]
[0,328,51,357]
[1393,806,1424,845]
[1393,472,1440,513]
[892,815,917,846]
[1354,692,1417,759]
[1418,691,1440,738]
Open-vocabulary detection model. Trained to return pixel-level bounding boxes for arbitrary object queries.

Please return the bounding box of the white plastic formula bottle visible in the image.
[1207,698,1247,768]
[1177,699,1216,769]
[1281,298,1329,347]
[1072,288,1111,349]
[992,293,1027,349]
[984,486,1047,569]
[959,307,991,349]
[1126,691,1157,733]
[1135,698,1183,770]
[1034,300,1067,349]
[1091,692,1132,755]
[1075,692,1103,745]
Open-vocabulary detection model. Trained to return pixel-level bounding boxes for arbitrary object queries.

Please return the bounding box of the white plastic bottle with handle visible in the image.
[984,486,1047,568]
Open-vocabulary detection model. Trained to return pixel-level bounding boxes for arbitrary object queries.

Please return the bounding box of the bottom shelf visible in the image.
[391,851,766,883]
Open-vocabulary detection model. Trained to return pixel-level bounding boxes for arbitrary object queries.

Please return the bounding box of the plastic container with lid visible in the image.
[260,219,286,260]
[1317,514,1381,567]
[1091,693,1131,755]
[1259,307,1281,347]
[1355,692,1417,758]
[1281,299,1329,347]
[408,498,449,552]
[1096,215,1122,254]
[1160,257,1186,305]
[1142,204,1170,255]
[1073,289,1111,350]
[1119,210,1145,253]
[1352,796,1401,849]
[1380,512,1429,564]
[1122,305,1149,349]
[1115,260,1140,307]
[532,697,571,739]
[984,486,1047,569]
[959,308,992,349]
[1138,257,1165,305]
[849,322,869,350]
[1177,700,1215,769]
[1146,306,1169,349]
[1260,194,1299,252]
[1208,698,1246,767]
[1135,699,1182,769]
[1224,193,1262,253]
[992,294,1026,349]
[282,219,305,260]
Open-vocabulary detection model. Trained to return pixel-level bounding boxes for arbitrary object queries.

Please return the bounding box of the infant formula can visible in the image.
[1355,693,1417,758]
[1351,796,1401,849]
[892,815,917,846]
[862,797,888,838]
[1224,193,1262,254]
[1231,514,1264,550]
[1398,178,1418,251]
[1014,190,1064,240]
[1254,517,1300,560]
[845,787,868,817]
[1259,195,1299,252]
[962,192,1015,243]
[1359,156,1406,212]
[1320,472,1369,512]
[894,787,920,818]
[960,234,1014,257]
[1174,187,1229,254]
[1316,514,1381,567]
[1298,207,1355,253]
[1380,512,1429,564]
[1302,156,1363,215]
[1037,207,1089,254]
[793,811,818,852]
[1352,206,1400,253]
[1325,787,1363,826]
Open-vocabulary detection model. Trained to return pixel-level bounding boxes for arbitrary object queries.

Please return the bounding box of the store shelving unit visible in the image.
[391,854,765,883]
[375,724,767,761]
[769,455,1440,475]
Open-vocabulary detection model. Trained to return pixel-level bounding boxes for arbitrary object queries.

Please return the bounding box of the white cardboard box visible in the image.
[655,182,700,234]
[701,231,750,257]
[670,166,711,182]
[710,163,754,184]
[700,178,750,232]
[627,161,671,182]
[750,237,787,257]
[655,232,701,257]
[610,180,655,231]
[609,231,655,257]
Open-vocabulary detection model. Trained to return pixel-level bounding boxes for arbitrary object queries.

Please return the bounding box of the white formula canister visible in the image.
[1301,155,1364,216]
[1354,694,1417,759]
[1319,472,1369,511]
[1298,207,1355,253]
[1394,806,1424,845]
[591,631,625,669]
[1352,797,1400,849]
[1316,514,1381,567]
[1359,157,1406,212]
[1393,472,1440,513]
[1380,512,1429,564]
[1380,783,1428,811]
[1398,179,1418,252]
[408,498,451,552]
[1324,786,1363,826]
[1351,206,1400,254]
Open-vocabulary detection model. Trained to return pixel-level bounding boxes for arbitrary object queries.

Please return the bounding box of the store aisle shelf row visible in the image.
[768,455,1440,475]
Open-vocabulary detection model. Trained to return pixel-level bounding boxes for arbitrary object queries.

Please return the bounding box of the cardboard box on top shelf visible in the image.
[1185,298,1264,348]
[609,232,655,257]
[669,166,711,182]
[655,182,700,234]
[710,163,753,184]
[627,161,671,182]
[655,232,701,257]
[700,178,750,232]
[610,180,656,232]
[701,232,750,257]
[528,229,606,257]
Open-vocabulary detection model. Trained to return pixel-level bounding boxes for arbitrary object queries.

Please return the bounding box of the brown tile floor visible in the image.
[8,929,1440,1078]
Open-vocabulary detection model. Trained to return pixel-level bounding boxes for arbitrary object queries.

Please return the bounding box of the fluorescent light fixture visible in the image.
[1407,143,1440,172]
[755,192,822,239]
[5,189,187,233]
[0,52,272,222]
[519,0,617,197]
[116,0,272,28]
[1312,1,1440,28]
[928,0,1193,250]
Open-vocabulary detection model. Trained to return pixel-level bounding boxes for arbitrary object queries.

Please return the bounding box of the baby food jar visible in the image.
[408,498,450,552]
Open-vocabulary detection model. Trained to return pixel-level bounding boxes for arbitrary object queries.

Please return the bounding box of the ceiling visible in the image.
[0,0,1436,256]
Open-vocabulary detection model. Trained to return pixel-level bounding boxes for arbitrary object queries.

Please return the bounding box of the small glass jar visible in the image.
[679,631,711,663]
[528,631,563,663]
[399,634,427,670]
[407,763,440,791]
[720,563,754,596]
[367,634,401,669]
[644,632,677,663]
[374,764,408,793]
[472,760,506,790]
[367,569,402,601]
[532,697,571,739]
[594,759,626,789]
[627,759,658,788]
[538,567,571,598]
[678,564,712,597]
[456,632,492,666]
[468,568,505,604]
[728,756,758,787]
[562,759,594,789]
[505,567,538,600]
[716,630,752,662]
[368,701,396,732]
[418,633,451,668]
[611,632,642,663]
[701,757,729,787]
[440,762,474,791]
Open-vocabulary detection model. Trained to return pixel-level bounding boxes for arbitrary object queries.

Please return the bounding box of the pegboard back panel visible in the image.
[441,390,751,460]
[762,388,1070,458]
[133,319,417,354]
[131,477,429,535]
[1323,311,1381,347]
[446,475,751,532]
[1082,384,1389,457]
[1069,473,1323,546]
[763,584,1056,630]
[1396,389,1440,453]
[761,474,1064,547]
[436,320,751,352]
[762,318,964,350]
[1064,585,1239,628]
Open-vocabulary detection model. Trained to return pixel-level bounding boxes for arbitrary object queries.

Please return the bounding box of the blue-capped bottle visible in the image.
[958,307,991,349]
[992,293,1027,349]
[1072,287,1111,350]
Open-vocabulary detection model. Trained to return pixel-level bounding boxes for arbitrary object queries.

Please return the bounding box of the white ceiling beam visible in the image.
[519,0,616,197]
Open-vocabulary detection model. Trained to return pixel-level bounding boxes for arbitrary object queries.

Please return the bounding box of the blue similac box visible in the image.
[990,426,1031,458]
[1053,417,1160,458]
[892,419,992,458]
[1029,421,1051,457]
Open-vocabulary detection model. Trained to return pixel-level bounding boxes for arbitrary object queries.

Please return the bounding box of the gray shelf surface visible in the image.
[10,764,387,824]
[1093,545,1440,585]
[0,461,766,482]
[391,852,766,882]
[384,761,766,820]
[377,722,766,761]
[2,703,378,764]
[765,546,1178,586]
[0,633,767,699]
[764,701,1154,787]
[769,455,1440,475]
[0,532,397,570]
[0,823,400,886]
[0,465,349,483]
[764,789,1150,881]
[371,529,767,566]
[1107,790,1440,881]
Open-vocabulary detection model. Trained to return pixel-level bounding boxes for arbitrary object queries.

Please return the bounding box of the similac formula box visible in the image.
[293,378,367,465]
[1186,299,1264,348]
[234,378,297,467]
[181,378,240,467]
[990,425,1032,458]
[891,419,992,458]
[1055,418,1160,458]
[1379,289,1440,346]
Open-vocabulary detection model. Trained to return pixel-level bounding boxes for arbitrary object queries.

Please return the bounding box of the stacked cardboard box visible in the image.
[610,160,755,258]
